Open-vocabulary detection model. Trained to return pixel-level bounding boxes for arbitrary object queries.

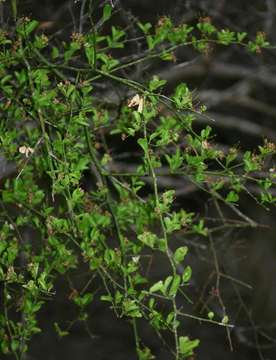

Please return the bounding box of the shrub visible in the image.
[0,5,275,359]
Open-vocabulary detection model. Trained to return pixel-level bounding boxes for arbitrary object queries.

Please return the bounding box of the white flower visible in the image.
[128,94,144,113]
[132,256,140,264]
[19,145,34,158]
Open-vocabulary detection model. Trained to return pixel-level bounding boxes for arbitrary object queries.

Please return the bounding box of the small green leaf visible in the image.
[101,295,113,302]
[173,246,188,264]
[123,299,142,318]
[85,46,95,67]
[172,83,193,109]
[179,336,200,357]
[103,4,112,22]
[208,311,214,320]
[149,280,163,293]
[193,219,208,236]
[138,138,148,152]
[149,76,167,92]
[137,346,155,360]
[11,340,19,352]
[51,46,59,59]
[71,187,84,208]
[217,29,235,45]
[160,51,174,61]
[161,276,173,295]
[168,275,181,297]
[197,20,216,35]
[138,22,152,34]
[54,322,69,338]
[17,19,39,36]
[138,231,157,249]
[237,32,247,42]
[83,292,93,305]
[226,191,239,203]
[221,315,229,324]
[182,266,192,283]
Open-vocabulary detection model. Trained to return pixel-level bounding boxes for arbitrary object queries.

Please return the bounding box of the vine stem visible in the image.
[83,125,128,287]
[84,124,143,353]
[142,122,180,360]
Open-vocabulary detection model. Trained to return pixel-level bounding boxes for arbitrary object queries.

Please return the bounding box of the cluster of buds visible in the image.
[71,32,85,46]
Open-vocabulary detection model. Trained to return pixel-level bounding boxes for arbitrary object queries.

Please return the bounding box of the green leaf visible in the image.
[138,138,148,152]
[54,322,69,338]
[160,51,174,61]
[17,19,39,37]
[149,280,163,293]
[237,32,247,42]
[137,347,155,360]
[162,276,173,295]
[85,45,95,67]
[182,266,192,283]
[208,311,215,320]
[173,246,188,264]
[71,188,84,208]
[217,29,236,45]
[172,83,193,109]
[123,299,142,318]
[138,231,157,248]
[179,336,200,357]
[221,315,229,324]
[243,151,260,172]
[11,339,19,352]
[82,293,94,306]
[165,148,184,172]
[200,125,212,140]
[103,4,112,22]
[51,46,59,60]
[149,76,167,92]
[197,21,216,35]
[101,295,113,302]
[74,293,94,307]
[168,275,181,297]
[138,22,152,34]
[193,219,208,236]
[226,190,239,203]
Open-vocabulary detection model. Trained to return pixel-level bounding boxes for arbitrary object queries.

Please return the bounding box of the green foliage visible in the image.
[0,9,275,360]
[179,336,200,358]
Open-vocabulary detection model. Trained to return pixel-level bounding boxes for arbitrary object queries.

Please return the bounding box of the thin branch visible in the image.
[79,0,88,34]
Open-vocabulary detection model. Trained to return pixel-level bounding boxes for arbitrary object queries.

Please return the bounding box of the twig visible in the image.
[79,0,88,34]
[209,233,234,351]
